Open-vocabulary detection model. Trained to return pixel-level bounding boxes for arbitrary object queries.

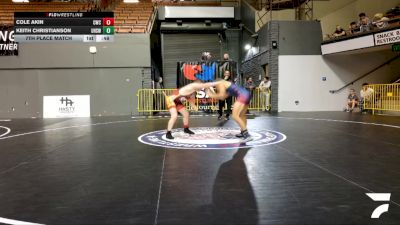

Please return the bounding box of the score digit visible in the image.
[102,18,114,26]
[103,26,114,35]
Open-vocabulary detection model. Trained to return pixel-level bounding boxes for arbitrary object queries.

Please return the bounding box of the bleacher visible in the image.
[113,1,154,33]
[0,0,229,34]
[0,1,94,26]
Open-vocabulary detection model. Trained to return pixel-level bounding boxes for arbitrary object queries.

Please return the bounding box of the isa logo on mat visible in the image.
[138,127,286,150]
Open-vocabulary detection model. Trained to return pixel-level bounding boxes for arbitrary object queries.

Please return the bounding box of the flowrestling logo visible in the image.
[138,127,286,149]
[366,193,391,219]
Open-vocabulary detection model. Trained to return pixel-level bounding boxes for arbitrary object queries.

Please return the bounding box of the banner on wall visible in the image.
[177,60,237,88]
[43,95,90,118]
[0,25,18,56]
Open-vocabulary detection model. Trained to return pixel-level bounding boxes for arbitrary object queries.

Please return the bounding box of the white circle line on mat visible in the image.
[0,126,11,138]
[272,116,400,129]
[0,217,44,225]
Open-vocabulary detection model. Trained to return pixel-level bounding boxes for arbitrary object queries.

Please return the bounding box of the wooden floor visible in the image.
[0,112,399,225]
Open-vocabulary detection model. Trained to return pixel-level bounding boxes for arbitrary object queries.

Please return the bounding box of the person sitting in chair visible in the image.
[344,89,359,112]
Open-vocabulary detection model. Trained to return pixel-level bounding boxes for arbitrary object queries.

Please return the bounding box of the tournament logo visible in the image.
[138,127,286,149]
[182,62,216,82]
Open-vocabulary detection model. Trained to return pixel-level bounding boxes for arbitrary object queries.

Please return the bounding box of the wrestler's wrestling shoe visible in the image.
[184,128,195,135]
[242,131,253,142]
[235,133,244,138]
[236,130,253,142]
[166,131,174,139]
[235,129,246,138]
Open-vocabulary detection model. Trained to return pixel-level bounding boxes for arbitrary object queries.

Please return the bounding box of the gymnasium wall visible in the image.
[0,34,150,68]
[241,21,277,110]
[316,0,400,36]
[278,21,322,55]
[241,21,322,111]
[255,9,295,32]
[241,0,256,33]
[0,34,151,118]
[278,51,400,112]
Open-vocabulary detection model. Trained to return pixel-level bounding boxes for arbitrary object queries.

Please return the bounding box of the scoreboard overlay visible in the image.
[14,12,114,43]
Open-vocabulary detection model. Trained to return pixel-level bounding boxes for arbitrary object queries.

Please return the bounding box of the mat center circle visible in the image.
[138,127,286,149]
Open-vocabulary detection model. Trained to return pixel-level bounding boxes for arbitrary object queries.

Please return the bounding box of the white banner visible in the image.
[321,35,374,55]
[164,6,234,19]
[374,28,400,46]
[43,95,90,118]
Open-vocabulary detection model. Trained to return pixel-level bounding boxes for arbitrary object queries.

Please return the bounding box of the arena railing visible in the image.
[137,88,271,113]
[363,83,400,114]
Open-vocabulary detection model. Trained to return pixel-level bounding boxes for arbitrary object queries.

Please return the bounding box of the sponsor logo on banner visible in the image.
[138,127,286,149]
[0,26,18,56]
[43,95,90,118]
[374,29,400,46]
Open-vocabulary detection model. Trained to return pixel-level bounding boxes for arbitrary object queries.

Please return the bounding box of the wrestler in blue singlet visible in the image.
[226,83,251,105]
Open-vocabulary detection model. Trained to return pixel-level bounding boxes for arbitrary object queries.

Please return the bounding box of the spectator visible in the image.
[221,52,237,81]
[207,53,212,61]
[360,83,374,113]
[332,25,346,38]
[152,76,164,115]
[201,51,212,61]
[156,77,164,89]
[372,13,390,29]
[348,21,361,35]
[217,70,232,120]
[344,89,359,112]
[358,13,373,32]
[259,76,271,111]
[223,53,230,61]
[360,17,373,32]
[386,6,400,18]
[245,77,255,93]
[358,13,371,26]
